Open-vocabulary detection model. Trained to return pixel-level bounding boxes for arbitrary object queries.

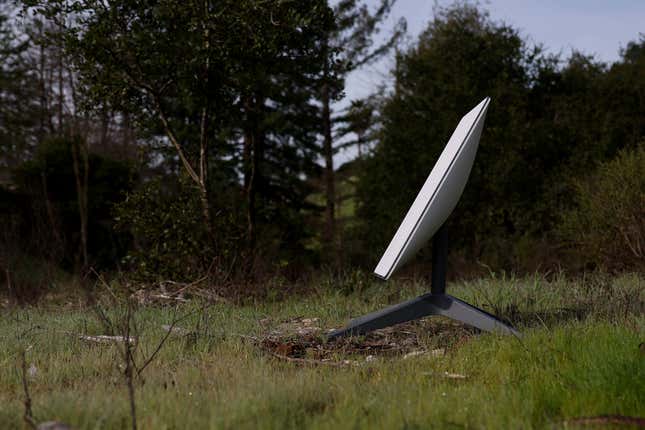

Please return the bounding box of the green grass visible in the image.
[1,273,643,429]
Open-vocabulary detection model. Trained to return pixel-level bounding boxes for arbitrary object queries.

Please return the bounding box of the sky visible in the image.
[344,0,645,101]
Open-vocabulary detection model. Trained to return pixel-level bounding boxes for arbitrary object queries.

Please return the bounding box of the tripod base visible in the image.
[328,293,520,339]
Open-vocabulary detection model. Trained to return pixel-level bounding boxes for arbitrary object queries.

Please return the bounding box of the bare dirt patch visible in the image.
[254,316,475,366]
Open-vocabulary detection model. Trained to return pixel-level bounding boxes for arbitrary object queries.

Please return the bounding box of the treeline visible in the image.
[0,2,643,294]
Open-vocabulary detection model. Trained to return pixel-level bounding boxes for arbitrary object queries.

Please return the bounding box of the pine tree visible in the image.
[319,0,405,260]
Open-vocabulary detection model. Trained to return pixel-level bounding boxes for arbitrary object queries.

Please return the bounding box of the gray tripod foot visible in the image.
[328,293,520,339]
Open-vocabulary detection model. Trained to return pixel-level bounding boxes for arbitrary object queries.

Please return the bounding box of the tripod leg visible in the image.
[328,293,437,339]
[426,294,521,337]
[328,293,521,339]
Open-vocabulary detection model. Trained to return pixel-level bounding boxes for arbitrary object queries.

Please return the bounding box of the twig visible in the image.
[123,302,137,430]
[137,301,214,375]
[20,350,37,430]
[158,275,208,293]
[135,308,178,376]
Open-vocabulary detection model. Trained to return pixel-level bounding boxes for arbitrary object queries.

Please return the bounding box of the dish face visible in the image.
[373,97,490,280]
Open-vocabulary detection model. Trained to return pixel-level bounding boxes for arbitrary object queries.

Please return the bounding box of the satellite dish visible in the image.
[375,97,490,280]
[329,98,520,339]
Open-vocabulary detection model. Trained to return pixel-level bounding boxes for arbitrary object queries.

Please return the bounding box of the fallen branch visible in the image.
[76,334,137,345]
[403,348,445,359]
[563,415,645,427]
[422,371,468,380]
[269,352,355,367]
[148,294,189,303]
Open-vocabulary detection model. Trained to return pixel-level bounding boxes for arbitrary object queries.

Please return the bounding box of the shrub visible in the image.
[114,177,245,282]
[114,178,210,281]
[559,145,645,271]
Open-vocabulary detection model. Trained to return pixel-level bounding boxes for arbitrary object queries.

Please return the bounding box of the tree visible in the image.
[602,35,645,156]
[25,0,247,243]
[357,4,540,264]
[319,0,405,259]
[336,99,377,159]
[0,5,40,172]
[24,0,340,276]
[227,0,334,251]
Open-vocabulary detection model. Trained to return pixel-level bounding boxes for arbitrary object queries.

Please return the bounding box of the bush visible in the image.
[114,177,245,282]
[559,145,645,271]
[114,178,210,281]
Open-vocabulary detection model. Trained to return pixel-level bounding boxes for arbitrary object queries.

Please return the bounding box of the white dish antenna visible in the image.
[329,98,520,339]
[374,97,490,279]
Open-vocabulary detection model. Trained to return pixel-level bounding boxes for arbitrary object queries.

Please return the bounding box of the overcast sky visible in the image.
[345,0,645,101]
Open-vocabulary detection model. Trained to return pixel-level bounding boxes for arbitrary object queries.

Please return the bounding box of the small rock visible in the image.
[28,364,38,378]
[161,325,192,336]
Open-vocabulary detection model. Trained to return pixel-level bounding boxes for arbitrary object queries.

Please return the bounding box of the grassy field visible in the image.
[1,273,643,429]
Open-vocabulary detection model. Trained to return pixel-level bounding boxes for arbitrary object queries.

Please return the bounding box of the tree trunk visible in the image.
[40,171,63,258]
[197,182,214,244]
[100,109,110,152]
[122,113,132,160]
[57,34,64,134]
[152,96,214,244]
[243,107,255,249]
[198,0,214,248]
[38,39,48,141]
[198,108,214,245]
[243,95,264,251]
[71,138,88,269]
[321,48,336,258]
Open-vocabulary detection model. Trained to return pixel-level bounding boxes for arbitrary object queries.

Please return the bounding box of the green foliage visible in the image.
[9,1,645,278]
[357,4,540,262]
[559,145,645,271]
[113,177,246,281]
[24,0,336,270]
[114,179,210,281]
